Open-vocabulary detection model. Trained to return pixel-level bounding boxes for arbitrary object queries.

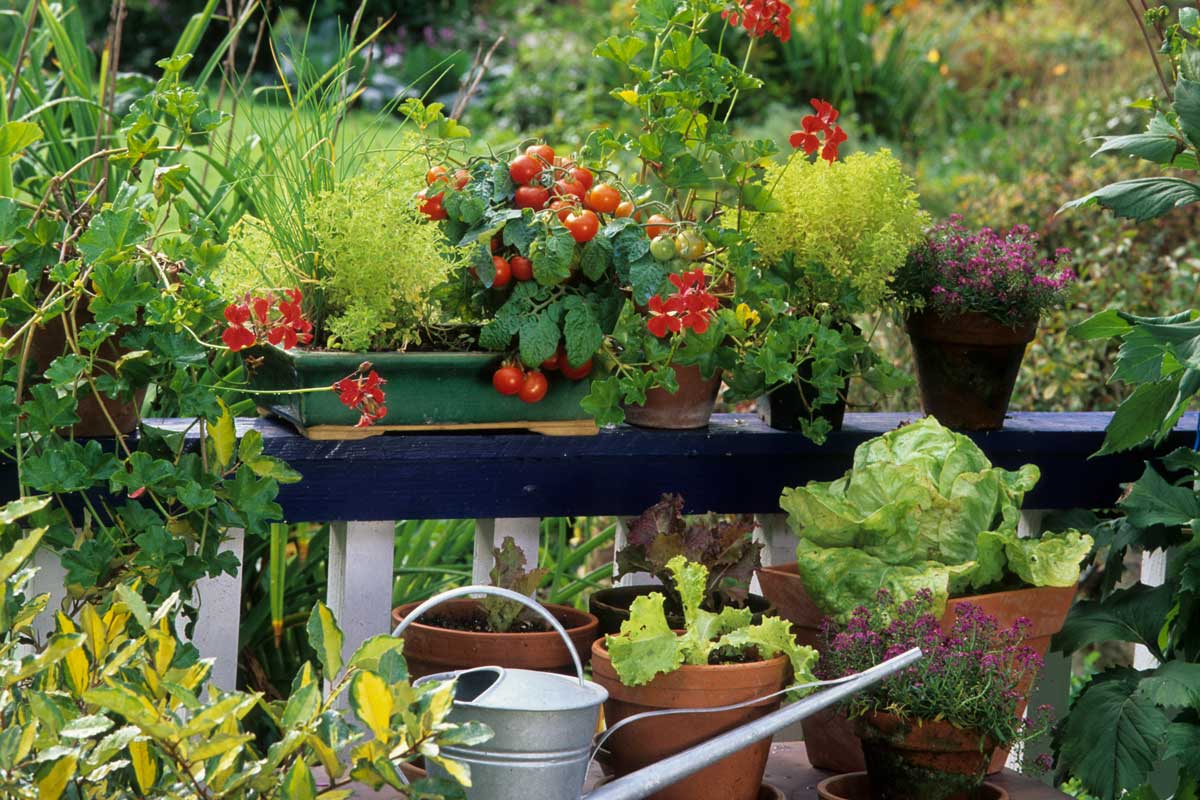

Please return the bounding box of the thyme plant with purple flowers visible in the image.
[896,216,1076,327]
[820,589,1052,752]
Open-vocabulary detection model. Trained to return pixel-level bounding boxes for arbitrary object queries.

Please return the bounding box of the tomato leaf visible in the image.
[531,225,575,286]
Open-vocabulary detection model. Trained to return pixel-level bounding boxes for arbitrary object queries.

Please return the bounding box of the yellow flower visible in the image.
[736,303,761,329]
[1052,63,1068,77]
[926,48,940,64]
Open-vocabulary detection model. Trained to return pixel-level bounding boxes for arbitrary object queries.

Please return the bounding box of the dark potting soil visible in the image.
[422,611,552,634]
[709,646,761,666]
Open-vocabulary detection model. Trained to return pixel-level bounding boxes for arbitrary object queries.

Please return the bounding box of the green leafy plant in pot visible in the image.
[894,217,1075,431]
[591,556,818,800]
[731,148,926,441]
[816,589,1052,800]
[392,537,599,678]
[589,493,770,636]
[756,417,1092,772]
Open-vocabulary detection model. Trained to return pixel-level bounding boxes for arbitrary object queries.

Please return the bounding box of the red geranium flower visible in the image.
[646,270,720,337]
[221,288,313,353]
[722,0,792,42]
[790,98,848,162]
[333,364,388,427]
[646,295,683,338]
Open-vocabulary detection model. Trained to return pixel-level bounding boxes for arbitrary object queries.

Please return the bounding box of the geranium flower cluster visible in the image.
[897,216,1075,326]
[722,0,793,42]
[646,270,720,338]
[819,589,1050,749]
[222,289,313,352]
[790,99,847,163]
[333,363,387,427]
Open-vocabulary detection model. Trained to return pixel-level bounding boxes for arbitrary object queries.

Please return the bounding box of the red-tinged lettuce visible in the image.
[780,418,1093,620]
[606,557,818,687]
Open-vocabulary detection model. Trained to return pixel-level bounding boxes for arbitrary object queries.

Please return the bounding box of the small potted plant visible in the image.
[591,556,818,800]
[588,494,771,636]
[391,537,599,677]
[815,589,1053,800]
[756,416,1092,772]
[895,216,1075,430]
[730,141,926,440]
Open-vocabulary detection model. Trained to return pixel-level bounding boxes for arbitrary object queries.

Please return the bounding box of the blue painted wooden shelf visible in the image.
[126,411,1196,521]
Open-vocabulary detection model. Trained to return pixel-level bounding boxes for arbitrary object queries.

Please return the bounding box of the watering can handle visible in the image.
[391,585,588,687]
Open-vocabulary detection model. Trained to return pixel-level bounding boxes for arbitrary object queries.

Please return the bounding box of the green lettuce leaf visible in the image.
[716,616,819,689]
[606,592,683,686]
[1005,530,1095,588]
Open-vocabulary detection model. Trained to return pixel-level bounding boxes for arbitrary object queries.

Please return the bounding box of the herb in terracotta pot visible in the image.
[729,147,926,442]
[591,556,817,800]
[819,589,1052,800]
[392,537,599,678]
[895,217,1075,430]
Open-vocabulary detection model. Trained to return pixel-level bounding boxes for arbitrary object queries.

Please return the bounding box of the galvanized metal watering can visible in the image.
[393,585,921,800]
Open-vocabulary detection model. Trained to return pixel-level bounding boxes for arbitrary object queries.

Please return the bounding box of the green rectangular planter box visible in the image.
[246,346,597,437]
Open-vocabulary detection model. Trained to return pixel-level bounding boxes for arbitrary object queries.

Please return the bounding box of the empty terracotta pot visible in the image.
[391,599,599,678]
[591,639,789,800]
[905,311,1037,431]
[622,365,722,429]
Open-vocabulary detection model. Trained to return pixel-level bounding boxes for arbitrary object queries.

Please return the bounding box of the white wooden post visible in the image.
[612,517,657,587]
[1134,549,1168,670]
[190,527,245,692]
[472,518,541,585]
[751,513,795,594]
[29,546,69,646]
[328,521,396,669]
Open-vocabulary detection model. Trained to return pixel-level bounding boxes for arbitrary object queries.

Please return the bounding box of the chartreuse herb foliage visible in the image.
[780,418,1093,621]
[747,150,929,313]
[0,498,484,800]
[606,556,818,687]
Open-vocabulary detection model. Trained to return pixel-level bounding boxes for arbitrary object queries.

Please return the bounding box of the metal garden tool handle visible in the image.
[391,585,587,687]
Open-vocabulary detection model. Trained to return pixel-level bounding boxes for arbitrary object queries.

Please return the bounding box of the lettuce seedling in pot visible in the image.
[779,417,1094,621]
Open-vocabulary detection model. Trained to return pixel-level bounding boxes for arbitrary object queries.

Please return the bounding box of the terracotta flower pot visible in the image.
[590,639,790,800]
[622,365,722,429]
[589,585,774,637]
[390,599,600,679]
[855,713,996,800]
[816,771,1008,800]
[18,313,144,437]
[905,311,1037,431]
[755,563,1075,774]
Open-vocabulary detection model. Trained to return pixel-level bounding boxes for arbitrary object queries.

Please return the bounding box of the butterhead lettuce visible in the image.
[781,418,1093,620]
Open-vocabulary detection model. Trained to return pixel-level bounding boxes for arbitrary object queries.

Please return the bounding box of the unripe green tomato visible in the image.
[665,257,689,273]
[675,230,705,261]
[650,234,677,261]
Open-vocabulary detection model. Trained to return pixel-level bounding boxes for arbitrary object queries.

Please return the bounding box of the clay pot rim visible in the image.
[905,309,1038,333]
[591,637,790,676]
[816,771,1009,800]
[859,710,997,746]
[391,599,599,640]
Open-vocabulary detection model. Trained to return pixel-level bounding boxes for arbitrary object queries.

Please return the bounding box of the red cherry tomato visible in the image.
[554,178,587,201]
[492,255,512,288]
[510,254,533,281]
[490,235,502,253]
[454,168,470,189]
[514,185,550,210]
[525,144,555,164]
[550,197,578,223]
[541,349,562,370]
[585,184,621,214]
[492,365,523,396]
[426,165,449,185]
[564,209,599,243]
[615,200,636,218]
[519,370,549,403]
[509,154,542,185]
[569,166,594,191]
[561,358,593,380]
[645,213,672,238]
[417,189,447,220]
